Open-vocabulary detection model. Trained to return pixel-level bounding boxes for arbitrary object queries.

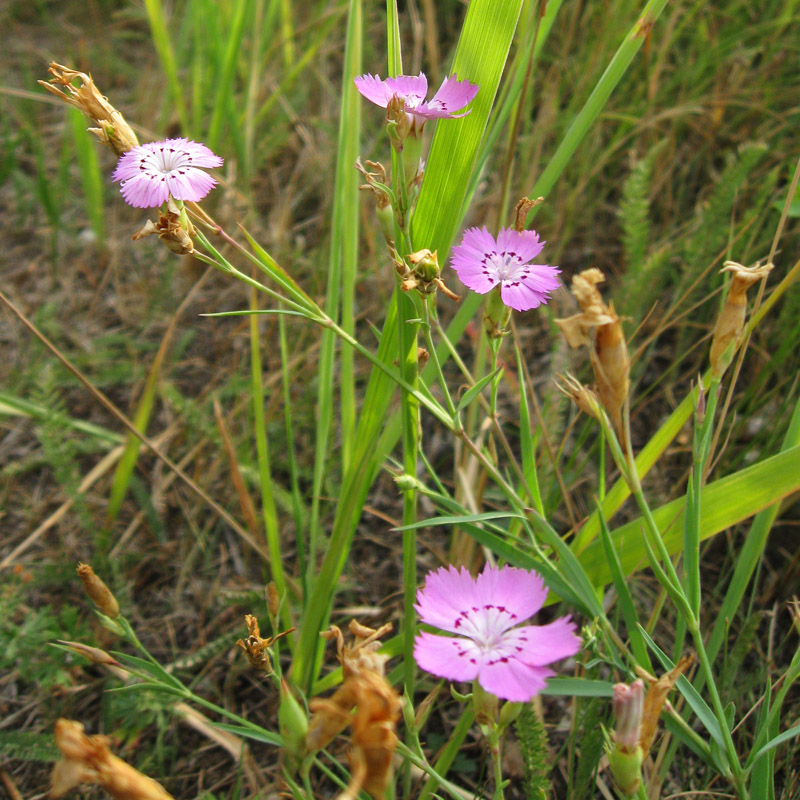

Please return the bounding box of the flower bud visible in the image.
[279,679,309,770]
[612,680,644,752]
[76,563,119,618]
[606,740,644,797]
[407,248,439,282]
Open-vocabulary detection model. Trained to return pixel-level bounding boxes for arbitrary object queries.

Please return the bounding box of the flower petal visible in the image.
[118,173,170,209]
[416,73,479,118]
[478,659,554,702]
[472,565,548,623]
[414,632,483,682]
[505,617,582,666]
[384,72,428,106]
[495,227,544,262]
[500,280,551,311]
[415,565,485,632]
[165,167,218,202]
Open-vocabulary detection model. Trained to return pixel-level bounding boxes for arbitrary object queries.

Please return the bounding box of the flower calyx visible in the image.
[131,198,197,255]
[394,248,460,300]
[235,613,294,674]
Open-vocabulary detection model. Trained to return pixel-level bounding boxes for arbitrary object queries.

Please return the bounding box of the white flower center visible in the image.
[142,144,193,175]
[453,603,519,651]
[486,251,525,282]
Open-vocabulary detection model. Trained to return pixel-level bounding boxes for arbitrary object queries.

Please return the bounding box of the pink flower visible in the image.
[414,565,581,702]
[354,72,478,121]
[112,137,223,208]
[450,226,561,312]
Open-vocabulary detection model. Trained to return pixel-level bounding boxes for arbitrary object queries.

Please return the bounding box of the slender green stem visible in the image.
[421,296,458,419]
[248,278,289,626]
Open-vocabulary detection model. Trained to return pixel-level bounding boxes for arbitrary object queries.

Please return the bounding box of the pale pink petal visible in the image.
[500,280,550,311]
[165,167,217,202]
[414,632,483,681]
[453,267,498,294]
[353,74,397,108]
[415,566,482,632]
[478,659,555,702]
[416,74,479,118]
[384,72,428,106]
[119,173,170,208]
[503,618,582,666]
[473,565,547,623]
[495,227,544,261]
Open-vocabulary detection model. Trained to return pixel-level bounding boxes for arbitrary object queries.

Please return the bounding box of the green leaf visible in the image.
[211,722,283,747]
[578,445,800,587]
[456,367,502,413]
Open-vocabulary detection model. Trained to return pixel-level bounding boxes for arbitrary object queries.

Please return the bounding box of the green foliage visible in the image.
[514,703,551,800]
[571,697,606,799]
[0,730,59,762]
[0,570,93,693]
[33,367,98,538]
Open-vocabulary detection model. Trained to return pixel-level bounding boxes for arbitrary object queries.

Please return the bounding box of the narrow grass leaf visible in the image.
[596,505,650,669]
[578,444,800,587]
[542,678,614,697]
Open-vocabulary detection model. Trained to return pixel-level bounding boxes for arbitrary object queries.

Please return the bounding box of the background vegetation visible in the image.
[1,0,798,797]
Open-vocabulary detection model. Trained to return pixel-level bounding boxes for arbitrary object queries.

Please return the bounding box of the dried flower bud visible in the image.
[636,655,693,757]
[39,63,139,156]
[51,719,173,800]
[235,614,294,673]
[555,270,629,446]
[556,373,603,421]
[267,581,281,619]
[513,196,544,232]
[307,622,400,799]
[709,260,773,378]
[76,563,119,618]
[131,199,196,255]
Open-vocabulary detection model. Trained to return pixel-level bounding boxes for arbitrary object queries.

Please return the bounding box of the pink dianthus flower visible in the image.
[414,565,581,702]
[112,137,223,208]
[450,226,561,312]
[354,72,478,122]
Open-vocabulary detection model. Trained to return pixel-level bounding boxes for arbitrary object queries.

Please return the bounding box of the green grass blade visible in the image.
[206,0,249,150]
[597,505,650,670]
[291,0,525,692]
[704,394,800,666]
[142,0,189,133]
[578,444,800,588]
[68,107,104,243]
[307,0,361,581]
[523,0,670,219]
[411,0,525,256]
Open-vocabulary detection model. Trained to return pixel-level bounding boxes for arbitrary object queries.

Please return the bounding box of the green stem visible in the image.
[421,296,458,419]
